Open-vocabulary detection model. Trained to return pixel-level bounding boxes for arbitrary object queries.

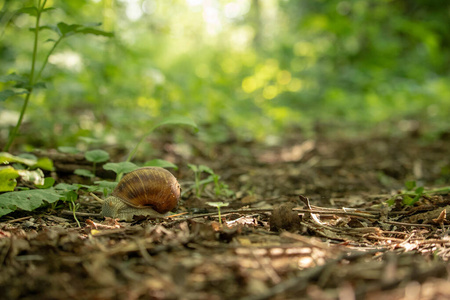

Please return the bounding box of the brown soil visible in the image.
[1,132,450,300]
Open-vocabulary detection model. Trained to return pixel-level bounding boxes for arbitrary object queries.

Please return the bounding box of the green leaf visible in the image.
[94,180,118,190]
[0,167,20,192]
[34,157,54,171]
[0,207,14,217]
[52,22,114,38]
[0,152,37,166]
[0,73,28,83]
[85,150,110,163]
[18,153,37,160]
[33,82,47,89]
[29,25,55,33]
[85,183,108,193]
[56,22,82,36]
[0,189,61,214]
[77,27,114,37]
[415,187,425,194]
[17,6,39,16]
[54,183,82,191]
[78,137,102,145]
[74,169,95,178]
[93,181,118,196]
[57,146,80,154]
[402,195,417,205]
[152,115,198,132]
[206,201,230,208]
[42,7,56,13]
[103,162,139,175]
[0,90,16,101]
[0,90,28,101]
[36,177,55,189]
[0,153,53,171]
[405,180,416,191]
[144,159,178,170]
[187,163,198,172]
[199,177,214,186]
[59,190,78,202]
[199,165,214,174]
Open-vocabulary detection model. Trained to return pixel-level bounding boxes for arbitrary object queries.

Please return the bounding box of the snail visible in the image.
[91,167,181,221]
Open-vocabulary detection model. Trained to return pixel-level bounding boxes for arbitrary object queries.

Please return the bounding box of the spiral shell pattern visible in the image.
[112,167,180,214]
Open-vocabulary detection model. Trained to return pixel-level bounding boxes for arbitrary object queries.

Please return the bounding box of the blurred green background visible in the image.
[1,0,449,151]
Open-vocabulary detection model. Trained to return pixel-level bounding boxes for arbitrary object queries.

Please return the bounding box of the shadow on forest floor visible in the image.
[1,131,450,299]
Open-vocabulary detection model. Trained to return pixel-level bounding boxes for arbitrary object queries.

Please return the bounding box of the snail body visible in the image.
[96,167,181,221]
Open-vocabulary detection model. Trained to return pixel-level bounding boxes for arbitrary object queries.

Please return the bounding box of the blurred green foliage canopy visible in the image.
[1,0,449,149]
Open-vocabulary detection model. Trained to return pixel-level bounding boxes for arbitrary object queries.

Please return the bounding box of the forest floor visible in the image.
[1,128,450,300]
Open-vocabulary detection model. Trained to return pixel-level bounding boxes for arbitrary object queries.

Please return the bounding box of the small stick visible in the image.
[5,216,33,223]
[61,210,101,218]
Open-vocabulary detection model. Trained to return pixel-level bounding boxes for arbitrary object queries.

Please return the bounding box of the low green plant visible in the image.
[0,116,197,220]
[0,189,61,218]
[187,164,234,198]
[0,151,60,217]
[55,183,83,227]
[74,149,110,178]
[1,0,113,151]
[0,151,93,222]
[209,172,234,198]
[0,152,54,192]
[206,201,230,225]
[386,180,450,206]
[188,164,212,197]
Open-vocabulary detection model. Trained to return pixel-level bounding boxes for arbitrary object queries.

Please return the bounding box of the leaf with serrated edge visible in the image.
[0,90,28,101]
[0,73,28,83]
[0,90,16,101]
[17,6,38,16]
[57,22,81,36]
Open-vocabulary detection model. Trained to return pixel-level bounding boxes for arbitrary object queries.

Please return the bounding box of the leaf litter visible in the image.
[1,133,450,299]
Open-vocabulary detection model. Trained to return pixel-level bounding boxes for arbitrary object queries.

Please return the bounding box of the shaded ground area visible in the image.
[1,132,450,299]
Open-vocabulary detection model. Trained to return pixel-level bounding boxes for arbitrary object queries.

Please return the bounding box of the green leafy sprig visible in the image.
[2,1,112,151]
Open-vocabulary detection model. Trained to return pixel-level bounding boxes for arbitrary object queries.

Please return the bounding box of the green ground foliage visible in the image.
[1,0,449,149]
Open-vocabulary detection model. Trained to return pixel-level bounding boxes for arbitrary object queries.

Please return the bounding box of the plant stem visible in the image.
[3,0,47,151]
[70,201,81,227]
[126,122,161,162]
[4,91,32,151]
[35,37,62,82]
[195,171,200,197]
[217,207,222,225]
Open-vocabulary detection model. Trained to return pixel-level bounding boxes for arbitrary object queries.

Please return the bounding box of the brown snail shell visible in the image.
[100,167,180,221]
